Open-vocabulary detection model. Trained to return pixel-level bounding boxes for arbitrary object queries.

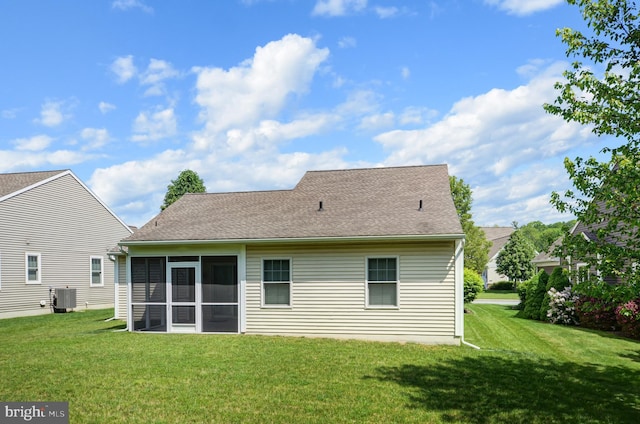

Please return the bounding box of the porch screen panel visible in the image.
[201,256,238,333]
[131,257,166,302]
[131,257,166,331]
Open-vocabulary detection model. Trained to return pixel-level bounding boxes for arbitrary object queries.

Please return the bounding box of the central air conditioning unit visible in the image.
[54,288,76,312]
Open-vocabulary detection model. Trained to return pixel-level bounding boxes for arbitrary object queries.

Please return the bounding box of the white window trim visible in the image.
[261,257,292,308]
[365,256,399,309]
[25,252,42,285]
[90,255,104,287]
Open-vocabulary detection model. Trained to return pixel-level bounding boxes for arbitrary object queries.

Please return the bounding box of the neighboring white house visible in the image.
[481,226,514,288]
[118,165,465,345]
[0,170,133,319]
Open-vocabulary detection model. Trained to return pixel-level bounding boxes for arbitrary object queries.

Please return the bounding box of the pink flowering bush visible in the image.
[547,287,579,325]
[575,296,619,331]
[615,299,640,339]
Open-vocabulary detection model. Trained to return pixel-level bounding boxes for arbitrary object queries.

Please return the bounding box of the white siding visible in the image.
[0,173,132,319]
[245,241,457,344]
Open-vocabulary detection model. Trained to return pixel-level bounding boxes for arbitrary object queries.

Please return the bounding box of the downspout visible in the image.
[454,238,481,350]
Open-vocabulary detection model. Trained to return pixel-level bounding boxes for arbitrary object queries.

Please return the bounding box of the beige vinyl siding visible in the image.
[245,241,456,342]
[0,173,132,319]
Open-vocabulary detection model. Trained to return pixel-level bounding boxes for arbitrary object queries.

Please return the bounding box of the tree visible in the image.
[161,170,206,210]
[449,176,491,275]
[496,228,536,282]
[544,0,640,286]
[518,220,576,253]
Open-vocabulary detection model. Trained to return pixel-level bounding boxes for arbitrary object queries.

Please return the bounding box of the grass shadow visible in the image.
[366,355,640,423]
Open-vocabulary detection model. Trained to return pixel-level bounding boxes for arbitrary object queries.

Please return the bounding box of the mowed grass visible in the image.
[476,290,519,300]
[0,307,638,423]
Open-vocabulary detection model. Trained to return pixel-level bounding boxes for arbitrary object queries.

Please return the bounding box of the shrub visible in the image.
[464,268,484,303]
[487,281,514,291]
[523,270,548,320]
[540,267,570,320]
[615,299,640,339]
[575,296,619,331]
[516,279,530,310]
[547,286,579,325]
[572,278,634,332]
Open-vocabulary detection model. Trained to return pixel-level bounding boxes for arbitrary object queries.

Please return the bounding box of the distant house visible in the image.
[532,237,563,275]
[532,221,625,285]
[118,165,465,345]
[481,227,514,288]
[0,170,133,319]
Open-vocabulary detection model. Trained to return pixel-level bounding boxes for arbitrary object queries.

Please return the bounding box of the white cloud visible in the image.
[375,6,398,18]
[312,0,367,16]
[111,55,137,84]
[81,128,110,150]
[192,34,329,143]
[376,61,591,176]
[359,112,395,131]
[36,100,70,127]
[484,0,564,16]
[131,107,177,142]
[0,149,89,172]
[401,66,410,79]
[99,101,116,114]
[12,135,53,151]
[2,108,20,119]
[140,59,180,96]
[338,36,357,49]
[374,61,597,225]
[399,106,438,126]
[111,0,153,13]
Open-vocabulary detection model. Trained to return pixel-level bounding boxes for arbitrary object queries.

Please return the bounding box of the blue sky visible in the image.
[0,0,613,228]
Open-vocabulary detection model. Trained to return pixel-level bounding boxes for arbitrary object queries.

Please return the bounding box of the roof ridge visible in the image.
[304,164,447,174]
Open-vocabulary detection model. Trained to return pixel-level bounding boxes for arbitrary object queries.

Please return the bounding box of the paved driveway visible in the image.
[473,299,520,306]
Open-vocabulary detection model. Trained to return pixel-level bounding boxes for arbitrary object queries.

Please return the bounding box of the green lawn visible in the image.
[1,307,639,423]
[476,290,519,300]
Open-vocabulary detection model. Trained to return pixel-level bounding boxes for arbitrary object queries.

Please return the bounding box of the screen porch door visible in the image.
[169,262,199,333]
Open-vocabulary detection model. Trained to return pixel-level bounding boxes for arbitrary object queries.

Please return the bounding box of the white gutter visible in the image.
[120,233,465,247]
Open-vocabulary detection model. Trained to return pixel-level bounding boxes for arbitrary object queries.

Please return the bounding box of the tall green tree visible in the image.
[450,176,491,275]
[544,0,640,285]
[161,169,206,210]
[519,220,576,252]
[496,228,536,282]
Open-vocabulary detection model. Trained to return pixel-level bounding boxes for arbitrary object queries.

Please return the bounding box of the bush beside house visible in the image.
[517,267,640,340]
[464,268,484,304]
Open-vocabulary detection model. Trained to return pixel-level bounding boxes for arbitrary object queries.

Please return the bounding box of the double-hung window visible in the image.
[367,257,398,307]
[262,259,291,307]
[25,252,41,284]
[90,256,104,286]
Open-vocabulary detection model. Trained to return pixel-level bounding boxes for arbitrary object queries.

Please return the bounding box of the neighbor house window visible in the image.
[25,252,41,284]
[90,256,104,286]
[367,257,398,307]
[262,259,291,306]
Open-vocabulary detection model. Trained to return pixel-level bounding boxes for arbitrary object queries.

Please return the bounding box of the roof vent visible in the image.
[418,200,423,211]
[318,201,324,212]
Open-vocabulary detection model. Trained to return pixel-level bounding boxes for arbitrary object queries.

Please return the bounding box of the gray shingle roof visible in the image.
[123,165,463,243]
[480,227,514,259]
[0,170,66,199]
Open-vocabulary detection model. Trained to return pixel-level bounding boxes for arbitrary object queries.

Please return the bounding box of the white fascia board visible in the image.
[0,170,68,203]
[120,233,466,247]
